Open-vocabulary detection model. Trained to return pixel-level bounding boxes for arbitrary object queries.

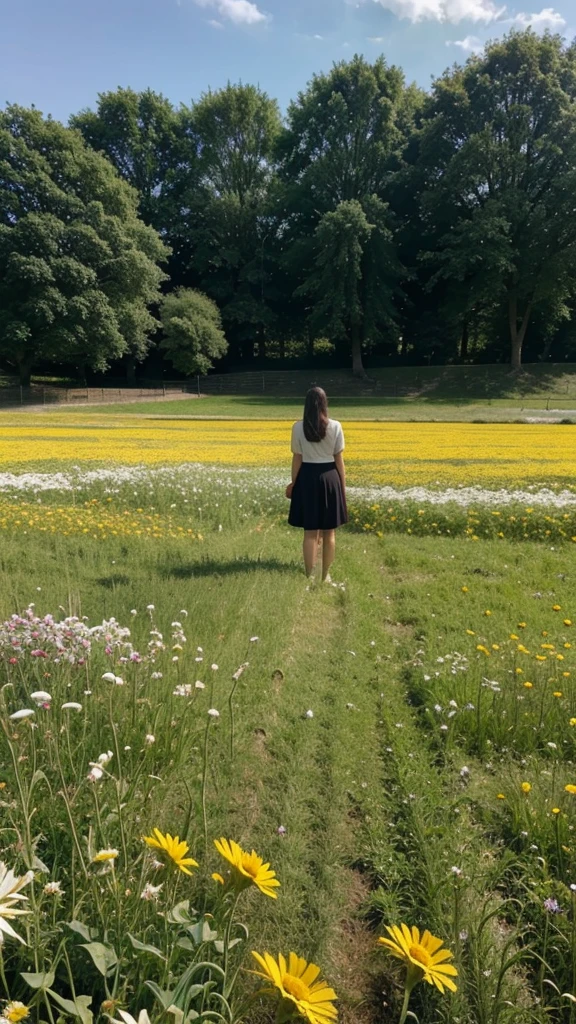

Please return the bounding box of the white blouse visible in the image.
[290,419,345,463]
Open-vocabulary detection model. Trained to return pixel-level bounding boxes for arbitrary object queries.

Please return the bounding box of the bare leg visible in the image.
[303,530,320,577]
[322,529,336,580]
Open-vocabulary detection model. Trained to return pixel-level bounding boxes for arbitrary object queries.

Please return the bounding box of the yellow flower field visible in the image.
[1,414,575,486]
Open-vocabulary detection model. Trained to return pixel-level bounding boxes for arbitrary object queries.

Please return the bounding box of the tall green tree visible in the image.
[181,83,282,364]
[0,105,168,385]
[159,288,227,375]
[416,31,576,369]
[71,88,182,228]
[300,198,402,373]
[278,55,407,373]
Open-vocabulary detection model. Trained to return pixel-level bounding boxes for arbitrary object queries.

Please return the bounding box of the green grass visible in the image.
[2,469,576,1022]
[37,393,576,421]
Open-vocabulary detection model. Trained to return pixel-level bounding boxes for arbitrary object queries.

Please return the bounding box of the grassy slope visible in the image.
[35,394,576,421]
[3,516,575,1020]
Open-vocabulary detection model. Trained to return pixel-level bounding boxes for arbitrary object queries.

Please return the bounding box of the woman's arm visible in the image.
[286,454,303,498]
[334,451,346,496]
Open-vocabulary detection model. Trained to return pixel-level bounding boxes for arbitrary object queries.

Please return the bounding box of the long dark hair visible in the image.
[303,387,329,442]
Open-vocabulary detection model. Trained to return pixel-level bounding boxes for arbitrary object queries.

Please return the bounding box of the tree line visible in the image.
[2,29,576,384]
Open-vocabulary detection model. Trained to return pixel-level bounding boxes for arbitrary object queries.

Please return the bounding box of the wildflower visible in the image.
[497,794,505,800]
[523,682,533,689]
[450,867,463,877]
[207,708,220,718]
[140,882,163,901]
[9,709,34,721]
[543,898,562,914]
[142,829,198,875]
[251,951,337,1024]
[212,872,225,885]
[111,1011,152,1024]
[97,751,113,766]
[3,1003,29,1023]
[461,587,468,593]
[570,718,576,727]
[92,849,119,864]
[521,782,532,794]
[277,825,287,836]
[211,663,219,671]
[61,702,82,711]
[43,881,64,896]
[484,610,492,616]
[565,785,576,795]
[552,605,561,611]
[214,838,280,898]
[30,691,52,706]
[552,808,561,815]
[378,924,458,994]
[305,710,314,719]
[554,692,563,698]
[88,766,104,782]
[144,734,155,745]
[173,684,193,697]
[0,862,33,944]
[564,619,572,626]
[101,672,116,682]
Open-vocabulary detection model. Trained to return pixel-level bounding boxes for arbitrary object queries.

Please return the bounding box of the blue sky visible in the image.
[1,0,573,122]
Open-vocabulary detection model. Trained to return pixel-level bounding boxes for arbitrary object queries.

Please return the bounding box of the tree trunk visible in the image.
[351,323,365,377]
[18,361,32,388]
[460,318,469,362]
[125,354,136,385]
[508,290,532,371]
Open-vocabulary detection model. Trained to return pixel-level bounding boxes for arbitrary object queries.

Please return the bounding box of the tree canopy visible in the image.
[2,33,576,380]
[0,105,169,384]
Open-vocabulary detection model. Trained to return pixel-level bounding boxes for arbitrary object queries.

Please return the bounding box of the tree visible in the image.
[278,55,407,372]
[300,198,402,374]
[416,31,576,369]
[159,288,227,375]
[179,83,282,364]
[71,88,182,228]
[0,105,168,385]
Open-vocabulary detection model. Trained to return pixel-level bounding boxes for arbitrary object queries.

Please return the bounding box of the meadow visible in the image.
[1,408,576,1024]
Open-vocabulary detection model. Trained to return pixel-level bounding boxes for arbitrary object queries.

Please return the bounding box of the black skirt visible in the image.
[288,462,348,531]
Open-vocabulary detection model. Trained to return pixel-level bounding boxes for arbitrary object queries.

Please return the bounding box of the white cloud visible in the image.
[208,17,224,27]
[446,33,484,49]
[367,34,386,41]
[370,0,505,23]
[510,7,566,30]
[194,0,268,26]
[313,33,324,38]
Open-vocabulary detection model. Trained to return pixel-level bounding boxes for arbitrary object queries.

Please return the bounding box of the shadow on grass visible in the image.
[164,555,300,579]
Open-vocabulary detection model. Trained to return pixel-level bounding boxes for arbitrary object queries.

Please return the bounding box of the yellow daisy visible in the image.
[214,838,280,898]
[92,848,119,863]
[565,785,576,796]
[4,1003,29,1023]
[378,925,458,994]
[143,829,198,875]
[251,951,337,1024]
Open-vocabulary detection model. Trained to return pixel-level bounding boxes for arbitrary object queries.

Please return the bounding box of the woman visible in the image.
[286,387,348,581]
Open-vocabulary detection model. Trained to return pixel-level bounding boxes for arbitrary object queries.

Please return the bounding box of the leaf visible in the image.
[562,994,576,1004]
[31,854,50,873]
[66,920,93,942]
[166,899,194,924]
[146,981,175,1009]
[127,933,166,960]
[213,938,241,954]
[80,941,118,977]
[48,990,93,1024]
[186,920,218,945]
[22,970,55,990]
[30,769,50,793]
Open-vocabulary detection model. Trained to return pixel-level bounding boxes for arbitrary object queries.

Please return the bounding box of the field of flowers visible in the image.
[1,410,576,1024]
